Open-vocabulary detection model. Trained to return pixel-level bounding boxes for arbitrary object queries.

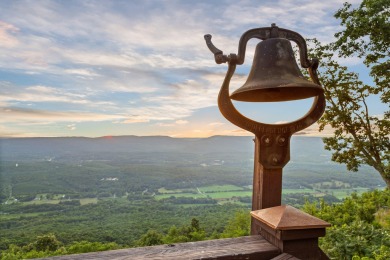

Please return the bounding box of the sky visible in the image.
[0,0,383,138]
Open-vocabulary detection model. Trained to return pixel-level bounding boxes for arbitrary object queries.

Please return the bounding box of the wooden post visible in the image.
[251,205,331,259]
[251,137,283,235]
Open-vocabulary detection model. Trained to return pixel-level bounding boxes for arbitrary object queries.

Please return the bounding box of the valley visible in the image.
[0,136,386,251]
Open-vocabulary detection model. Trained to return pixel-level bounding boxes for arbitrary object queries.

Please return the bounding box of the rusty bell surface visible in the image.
[230,38,323,102]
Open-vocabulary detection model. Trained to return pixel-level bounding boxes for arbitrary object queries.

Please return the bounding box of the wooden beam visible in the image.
[271,253,300,260]
[251,137,283,235]
[41,236,281,260]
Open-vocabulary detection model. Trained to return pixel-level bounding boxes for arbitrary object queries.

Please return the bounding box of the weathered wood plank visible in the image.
[38,236,281,260]
[271,253,300,259]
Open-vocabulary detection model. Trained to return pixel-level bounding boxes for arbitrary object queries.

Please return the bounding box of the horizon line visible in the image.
[0,134,328,139]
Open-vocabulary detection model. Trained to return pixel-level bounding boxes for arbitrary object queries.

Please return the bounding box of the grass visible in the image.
[155,185,252,200]
[17,197,98,206]
[207,191,252,199]
[318,187,372,200]
[155,193,208,200]
[282,189,315,194]
[10,185,380,209]
[198,185,244,193]
[375,208,390,229]
[0,212,43,220]
[158,187,196,194]
[80,198,98,205]
[312,180,351,189]
[24,199,59,205]
[155,185,378,202]
[217,200,249,206]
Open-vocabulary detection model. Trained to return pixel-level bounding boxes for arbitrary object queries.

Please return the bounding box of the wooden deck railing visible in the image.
[38,205,330,260]
[39,235,281,260]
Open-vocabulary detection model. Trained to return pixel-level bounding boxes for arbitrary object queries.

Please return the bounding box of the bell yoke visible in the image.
[204,23,325,169]
[205,23,327,236]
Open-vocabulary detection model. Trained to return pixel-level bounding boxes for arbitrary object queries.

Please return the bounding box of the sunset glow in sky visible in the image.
[0,0,383,138]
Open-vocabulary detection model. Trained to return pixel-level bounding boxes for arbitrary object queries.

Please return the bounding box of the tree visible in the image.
[162,218,206,244]
[33,233,61,252]
[334,0,389,96]
[66,241,119,254]
[136,230,164,247]
[309,0,389,187]
[302,189,390,259]
[220,210,250,238]
[321,221,389,259]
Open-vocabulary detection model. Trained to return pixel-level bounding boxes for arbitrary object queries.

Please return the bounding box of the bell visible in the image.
[230,38,323,102]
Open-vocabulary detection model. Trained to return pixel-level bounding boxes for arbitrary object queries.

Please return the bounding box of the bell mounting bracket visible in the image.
[205,23,318,69]
[204,24,325,169]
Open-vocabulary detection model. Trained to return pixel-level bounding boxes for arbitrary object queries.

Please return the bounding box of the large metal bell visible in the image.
[230,38,323,102]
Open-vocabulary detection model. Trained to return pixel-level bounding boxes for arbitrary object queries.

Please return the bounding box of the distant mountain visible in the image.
[0,135,386,191]
[0,135,255,159]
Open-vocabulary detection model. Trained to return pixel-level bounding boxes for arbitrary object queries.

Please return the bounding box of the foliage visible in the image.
[309,37,389,187]
[59,200,81,206]
[0,235,120,259]
[282,192,340,208]
[137,213,249,247]
[163,218,206,244]
[0,199,246,250]
[334,0,389,98]
[220,210,250,238]
[136,230,164,247]
[2,190,389,259]
[373,246,390,260]
[309,0,390,187]
[303,189,390,259]
[321,221,389,259]
[1,136,386,205]
[1,135,389,258]
[160,196,217,204]
[66,241,119,254]
[32,233,61,252]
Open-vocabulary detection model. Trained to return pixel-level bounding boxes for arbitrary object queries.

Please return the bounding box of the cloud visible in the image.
[209,122,225,126]
[0,107,126,124]
[295,123,334,137]
[219,0,359,42]
[67,124,76,130]
[156,122,175,127]
[155,120,189,127]
[0,84,89,105]
[175,120,188,125]
[0,0,372,137]
[64,68,99,77]
[0,1,215,77]
[0,20,20,47]
[119,116,150,124]
[0,82,121,111]
[273,121,289,124]
[38,69,239,126]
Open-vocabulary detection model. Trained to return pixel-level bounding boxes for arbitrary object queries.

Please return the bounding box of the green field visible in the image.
[314,187,376,199]
[80,198,98,205]
[206,191,252,199]
[155,193,207,200]
[23,199,60,205]
[158,187,195,194]
[154,185,378,202]
[18,197,99,206]
[198,185,244,192]
[7,185,376,207]
[0,212,43,220]
[282,188,315,194]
